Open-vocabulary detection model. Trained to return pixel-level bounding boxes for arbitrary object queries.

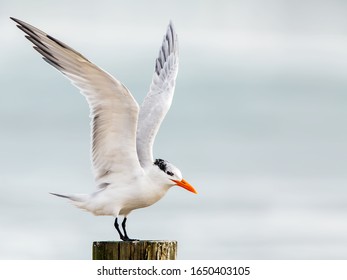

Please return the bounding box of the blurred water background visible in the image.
[1,0,347,259]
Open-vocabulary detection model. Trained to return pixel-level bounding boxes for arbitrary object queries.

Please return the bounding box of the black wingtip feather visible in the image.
[10,17,19,24]
[154,21,177,76]
[32,44,62,68]
[46,34,69,50]
[42,57,64,70]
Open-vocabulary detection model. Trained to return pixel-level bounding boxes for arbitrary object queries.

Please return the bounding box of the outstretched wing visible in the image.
[136,21,179,167]
[11,17,144,184]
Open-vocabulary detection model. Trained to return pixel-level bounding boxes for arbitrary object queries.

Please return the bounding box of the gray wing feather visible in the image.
[136,21,179,167]
[11,17,143,184]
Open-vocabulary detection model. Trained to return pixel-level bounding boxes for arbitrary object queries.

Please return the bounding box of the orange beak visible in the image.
[171,178,198,194]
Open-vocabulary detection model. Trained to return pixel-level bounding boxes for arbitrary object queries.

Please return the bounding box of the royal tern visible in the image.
[11,17,197,241]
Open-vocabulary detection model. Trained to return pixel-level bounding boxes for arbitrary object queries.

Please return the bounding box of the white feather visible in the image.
[136,22,179,167]
[11,18,143,185]
[11,17,196,240]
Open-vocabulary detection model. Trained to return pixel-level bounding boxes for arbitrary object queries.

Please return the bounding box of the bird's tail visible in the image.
[50,192,89,209]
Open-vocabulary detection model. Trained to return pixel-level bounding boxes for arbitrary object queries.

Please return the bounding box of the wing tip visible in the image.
[10,16,18,23]
[154,21,178,76]
[167,20,177,42]
[10,17,32,30]
[10,16,25,31]
[168,20,176,33]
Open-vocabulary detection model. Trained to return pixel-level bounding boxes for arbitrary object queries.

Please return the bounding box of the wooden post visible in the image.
[92,240,177,260]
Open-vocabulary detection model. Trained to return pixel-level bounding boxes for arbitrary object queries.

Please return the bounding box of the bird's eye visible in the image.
[166,171,174,176]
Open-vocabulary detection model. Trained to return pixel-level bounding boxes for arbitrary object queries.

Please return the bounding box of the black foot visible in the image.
[121,237,140,242]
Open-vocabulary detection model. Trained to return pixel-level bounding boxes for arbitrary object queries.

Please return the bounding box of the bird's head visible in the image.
[153,159,197,194]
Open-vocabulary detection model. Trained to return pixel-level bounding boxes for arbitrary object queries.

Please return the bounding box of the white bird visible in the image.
[11,17,197,241]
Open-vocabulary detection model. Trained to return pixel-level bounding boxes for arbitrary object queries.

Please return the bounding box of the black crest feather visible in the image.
[154,158,167,172]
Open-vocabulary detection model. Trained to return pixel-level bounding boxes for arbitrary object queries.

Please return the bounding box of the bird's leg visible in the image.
[121,217,130,240]
[122,217,139,241]
[114,217,126,241]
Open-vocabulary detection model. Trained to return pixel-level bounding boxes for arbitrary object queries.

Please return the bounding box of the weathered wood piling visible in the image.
[92,240,177,260]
